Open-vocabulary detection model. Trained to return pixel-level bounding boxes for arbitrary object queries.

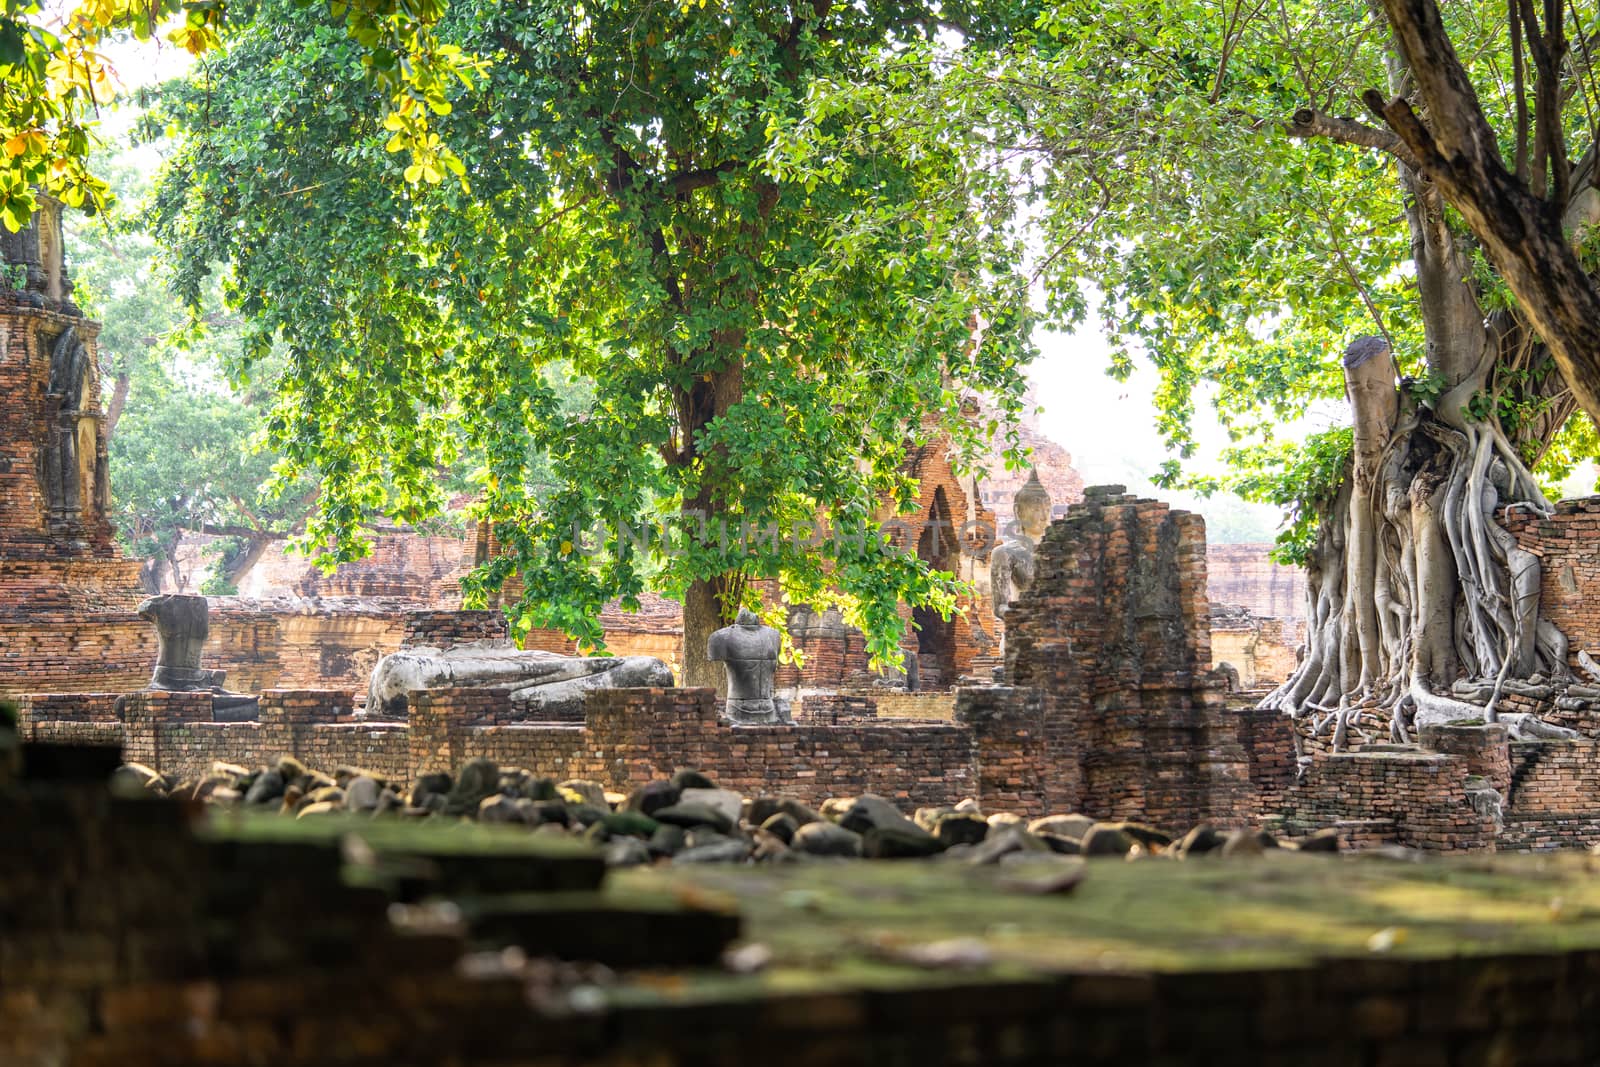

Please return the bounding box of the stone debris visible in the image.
[113,754,1340,867]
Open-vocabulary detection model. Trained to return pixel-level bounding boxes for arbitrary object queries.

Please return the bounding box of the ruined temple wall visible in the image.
[1499,739,1600,850]
[1003,488,1263,828]
[0,612,151,697]
[1282,751,1498,852]
[230,527,473,601]
[1504,497,1600,667]
[20,686,995,810]
[1204,543,1306,621]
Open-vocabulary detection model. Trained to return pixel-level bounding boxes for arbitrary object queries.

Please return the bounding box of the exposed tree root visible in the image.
[1261,341,1588,748]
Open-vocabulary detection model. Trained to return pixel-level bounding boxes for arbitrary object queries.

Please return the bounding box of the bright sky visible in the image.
[1026,320,1298,541]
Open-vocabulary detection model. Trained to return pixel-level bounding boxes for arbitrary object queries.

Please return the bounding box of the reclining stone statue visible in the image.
[366,642,674,718]
[135,594,259,720]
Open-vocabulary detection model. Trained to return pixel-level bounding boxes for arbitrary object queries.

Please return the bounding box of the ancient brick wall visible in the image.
[26,685,994,809]
[0,611,151,697]
[1004,487,1265,828]
[1205,543,1306,620]
[794,694,878,724]
[1283,749,1498,852]
[1503,497,1600,670]
[955,685,1051,814]
[872,691,958,720]
[1500,739,1600,850]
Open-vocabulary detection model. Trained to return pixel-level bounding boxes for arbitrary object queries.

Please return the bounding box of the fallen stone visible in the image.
[344,775,382,813]
[1028,814,1095,840]
[838,794,921,837]
[409,771,452,808]
[1108,821,1174,849]
[670,769,717,791]
[760,812,799,845]
[1220,829,1279,857]
[648,823,687,857]
[446,757,500,814]
[565,804,610,828]
[529,800,570,826]
[863,824,944,859]
[111,762,166,796]
[653,802,735,835]
[933,812,990,848]
[1036,831,1082,855]
[987,812,1025,829]
[791,821,863,858]
[995,855,1088,895]
[1080,824,1134,857]
[604,836,653,867]
[777,798,823,827]
[1176,824,1226,857]
[967,826,1051,865]
[1298,829,1342,853]
[678,787,744,828]
[558,779,609,808]
[675,838,752,864]
[623,780,681,817]
[602,811,660,838]
[242,769,284,806]
[752,829,789,861]
[478,794,524,824]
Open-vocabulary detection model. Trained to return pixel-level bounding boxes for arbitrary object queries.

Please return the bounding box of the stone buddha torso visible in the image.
[707,608,784,724]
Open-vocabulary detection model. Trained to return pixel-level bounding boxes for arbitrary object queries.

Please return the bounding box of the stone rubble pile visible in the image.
[115,755,1342,866]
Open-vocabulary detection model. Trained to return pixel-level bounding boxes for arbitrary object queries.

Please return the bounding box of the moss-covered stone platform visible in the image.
[12,769,1600,1064]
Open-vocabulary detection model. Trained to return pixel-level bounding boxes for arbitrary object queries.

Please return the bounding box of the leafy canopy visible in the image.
[784,0,1600,559]
[152,0,1035,662]
[0,0,473,232]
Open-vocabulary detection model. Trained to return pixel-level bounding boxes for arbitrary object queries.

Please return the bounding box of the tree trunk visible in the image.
[104,371,130,440]
[675,351,745,689]
[1263,66,1583,742]
[219,533,274,592]
[1371,0,1600,426]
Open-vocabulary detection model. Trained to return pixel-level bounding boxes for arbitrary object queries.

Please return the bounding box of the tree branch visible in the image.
[1287,107,1422,170]
[1367,0,1600,426]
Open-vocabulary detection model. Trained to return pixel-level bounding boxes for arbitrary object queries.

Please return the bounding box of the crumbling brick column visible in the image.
[1003,486,1259,828]
[955,685,1052,813]
[1420,722,1511,794]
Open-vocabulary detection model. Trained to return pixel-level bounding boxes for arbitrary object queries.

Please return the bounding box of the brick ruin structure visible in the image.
[0,197,148,693]
[9,487,1295,828]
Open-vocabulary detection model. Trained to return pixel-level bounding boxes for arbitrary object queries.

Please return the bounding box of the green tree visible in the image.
[68,144,316,592]
[151,0,1034,684]
[786,0,1600,737]
[0,0,471,231]
[108,369,314,592]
